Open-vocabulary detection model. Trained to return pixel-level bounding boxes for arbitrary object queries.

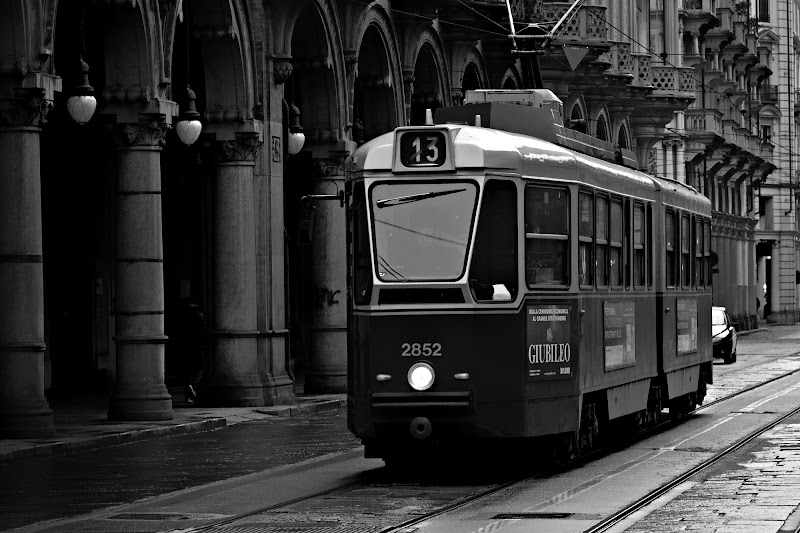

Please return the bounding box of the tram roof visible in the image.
[349,124,655,190]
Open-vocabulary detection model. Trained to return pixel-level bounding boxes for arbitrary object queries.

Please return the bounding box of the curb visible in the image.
[0,417,226,463]
[254,398,347,417]
[0,398,347,463]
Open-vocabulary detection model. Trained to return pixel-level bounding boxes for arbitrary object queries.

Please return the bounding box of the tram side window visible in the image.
[578,192,593,287]
[525,186,569,286]
[681,214,690,287]
[633,203,645,287]
[647,204,653,288]
[695,217,703,287]
[596,196,608,286]
[704,218,712,286]
[610,199,623,288]
[665,210,677,287]
[352,182,372,305]
[470,181,518,301]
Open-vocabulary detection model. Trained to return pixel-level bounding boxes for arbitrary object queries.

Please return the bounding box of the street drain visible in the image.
[492,512,574,519]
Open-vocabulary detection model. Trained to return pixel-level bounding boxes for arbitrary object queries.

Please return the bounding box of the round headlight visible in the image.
[408,362,435,391]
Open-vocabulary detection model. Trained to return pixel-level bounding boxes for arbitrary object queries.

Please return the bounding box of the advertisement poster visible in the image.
[604,301,636,370]
[677,299,698,354]
[526,303,573,380]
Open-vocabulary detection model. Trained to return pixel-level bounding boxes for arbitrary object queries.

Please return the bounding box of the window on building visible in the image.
[579,191,594,287]
[596,195,609,286]
[666,209,677,287]
[761,125,772,143]
[758,0,769,22]
[525,186,569,286]
[633,203,645,287]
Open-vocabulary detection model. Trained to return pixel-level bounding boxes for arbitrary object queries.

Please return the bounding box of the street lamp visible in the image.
[175,85,202,146]
[66,57,96,125]
[287,103,305,155]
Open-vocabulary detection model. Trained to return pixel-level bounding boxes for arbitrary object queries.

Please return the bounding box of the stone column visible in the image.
[0,89,54,437]
[108,116,173,421]
[205,132,265,406]
[305,153,348,393]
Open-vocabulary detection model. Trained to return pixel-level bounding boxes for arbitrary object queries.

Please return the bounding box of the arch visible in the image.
[410,42,447,125]
[595,113,610,142]
[281,0,348,144]
[617,122,631,149]
[566,97,587,134]
[352,4,404,139]
[462,61,482,92]
[501,65,522,89]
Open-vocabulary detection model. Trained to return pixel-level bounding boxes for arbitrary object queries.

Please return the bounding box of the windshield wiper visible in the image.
[375,188,466,208]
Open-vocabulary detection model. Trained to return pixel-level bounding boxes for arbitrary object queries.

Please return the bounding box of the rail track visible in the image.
[178,356,800,533]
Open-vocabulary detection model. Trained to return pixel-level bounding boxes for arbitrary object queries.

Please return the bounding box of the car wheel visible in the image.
[724,351,733,365]
[731,347,737,363]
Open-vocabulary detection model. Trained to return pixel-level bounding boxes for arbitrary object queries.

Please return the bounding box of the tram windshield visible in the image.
[370,181,478,281]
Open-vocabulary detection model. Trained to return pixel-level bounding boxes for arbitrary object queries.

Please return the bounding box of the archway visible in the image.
[463,62,482,93]
[354,24,398,144]
[410,44,443,125]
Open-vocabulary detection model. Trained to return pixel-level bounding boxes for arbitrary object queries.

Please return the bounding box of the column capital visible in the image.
[0,88,52,128]
[112,114,169,148]
[214,131,261,163]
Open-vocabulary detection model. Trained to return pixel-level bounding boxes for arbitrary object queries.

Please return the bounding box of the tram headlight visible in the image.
[407,362,435,391]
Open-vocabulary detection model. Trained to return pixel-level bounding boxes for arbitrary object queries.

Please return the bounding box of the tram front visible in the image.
[346,125,526,460]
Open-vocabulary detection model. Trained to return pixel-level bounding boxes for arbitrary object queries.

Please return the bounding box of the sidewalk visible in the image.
[0,389,346,463]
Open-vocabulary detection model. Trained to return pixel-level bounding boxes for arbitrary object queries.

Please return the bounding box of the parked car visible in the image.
[712,306,737,364]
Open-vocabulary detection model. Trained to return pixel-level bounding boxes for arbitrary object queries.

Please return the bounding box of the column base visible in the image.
[262,375,296,406]
[304,371,347,394]
[201,379,267,407]
[108,386,173,421]
[0,401,54,438]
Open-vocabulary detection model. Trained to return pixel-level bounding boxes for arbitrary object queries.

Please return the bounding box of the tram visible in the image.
[345,90,712,463]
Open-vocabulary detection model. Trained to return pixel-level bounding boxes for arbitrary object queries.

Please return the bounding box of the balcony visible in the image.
[539,3,608,47]
[686,109,724,136]
[646,65,697,96]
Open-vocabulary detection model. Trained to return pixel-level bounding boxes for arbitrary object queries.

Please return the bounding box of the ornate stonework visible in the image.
[0,88,52,128]
[313,151,350,177]
[113,115,169,147]
[274,59,293,85]
[215,132,261,162]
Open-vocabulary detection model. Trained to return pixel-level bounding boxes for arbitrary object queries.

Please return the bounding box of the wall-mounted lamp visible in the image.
[66,57,96,125]
[287,103,305,156]
[176,85,202,146]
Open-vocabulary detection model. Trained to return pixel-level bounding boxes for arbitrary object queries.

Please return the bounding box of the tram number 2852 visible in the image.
[401,342,442,357]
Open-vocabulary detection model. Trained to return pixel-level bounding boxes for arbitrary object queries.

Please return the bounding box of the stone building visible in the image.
[1,0,796,438]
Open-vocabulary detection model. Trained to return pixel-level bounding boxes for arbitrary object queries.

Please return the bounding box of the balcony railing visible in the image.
[686,109,723,135]
[649,65,697,94]
[540,3,608,43]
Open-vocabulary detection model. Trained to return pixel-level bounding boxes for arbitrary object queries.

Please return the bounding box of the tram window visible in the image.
[470,181,517,301]
[695,217,703,287]
[647,204,653,288]
[610,199,623,287]
[633,204,645,287]
[352,182,372,304]
[525,186,569,287]
[681,214,690,287]
[665,210,677,287]
[596,196,608,287]
[578,192,593,287]
[704,218,712,286]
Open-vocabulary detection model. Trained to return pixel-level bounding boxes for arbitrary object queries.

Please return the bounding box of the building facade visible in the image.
[2,0,798,437]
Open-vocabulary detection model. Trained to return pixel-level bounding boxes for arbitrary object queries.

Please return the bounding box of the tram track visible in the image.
[176,355,800,533]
